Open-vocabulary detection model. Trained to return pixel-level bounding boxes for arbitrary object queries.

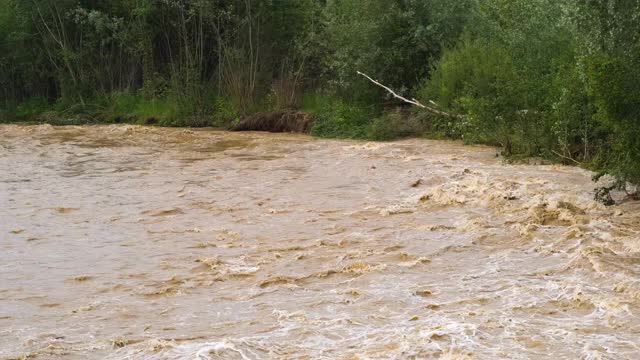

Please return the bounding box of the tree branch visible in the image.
[356,71,460,118]
[551,150,582,165]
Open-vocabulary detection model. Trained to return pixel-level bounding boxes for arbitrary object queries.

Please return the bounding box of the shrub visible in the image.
[14,97,50,119]
[585,54,640,183]
[210,97,239,128]
[419,37,520,150]
[303,94,378,139]
[366,111,425,141]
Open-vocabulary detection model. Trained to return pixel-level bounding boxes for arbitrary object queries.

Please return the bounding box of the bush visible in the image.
[108,92,141,115]
[92,92,177,124]
[210,97,239,128]
[102,91,234,127]
[548,63,602,163]
[14,97,50,119]
[366,111,426,141]
[303,94,378,139]
[136,97,180,125]
[411,110,467,140]
[419,37,520,150]
[585,54,640,183]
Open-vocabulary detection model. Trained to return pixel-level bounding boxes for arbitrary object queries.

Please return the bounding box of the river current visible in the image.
[1,125,639,359]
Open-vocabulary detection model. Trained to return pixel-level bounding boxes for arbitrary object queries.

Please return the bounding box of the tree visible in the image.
[575,0,640,183]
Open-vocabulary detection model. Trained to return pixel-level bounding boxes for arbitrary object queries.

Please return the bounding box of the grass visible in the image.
[2,92,241,128]
[3,92,443,144]
[303,94,378,139]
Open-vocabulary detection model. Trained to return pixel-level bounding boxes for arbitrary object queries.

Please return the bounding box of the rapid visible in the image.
[1,124,639,359]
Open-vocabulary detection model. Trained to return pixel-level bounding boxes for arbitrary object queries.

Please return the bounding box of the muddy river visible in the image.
[1,125,639,359]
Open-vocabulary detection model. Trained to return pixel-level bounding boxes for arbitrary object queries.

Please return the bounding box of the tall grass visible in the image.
[303,94,378,139]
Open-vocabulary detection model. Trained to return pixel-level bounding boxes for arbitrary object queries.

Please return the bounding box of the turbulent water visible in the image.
[1,125,640,360]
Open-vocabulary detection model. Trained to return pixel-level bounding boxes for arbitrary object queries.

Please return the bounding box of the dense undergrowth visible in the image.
[0,92,463,143]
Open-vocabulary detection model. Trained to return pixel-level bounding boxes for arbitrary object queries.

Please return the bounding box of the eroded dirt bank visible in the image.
[1,125,639,359]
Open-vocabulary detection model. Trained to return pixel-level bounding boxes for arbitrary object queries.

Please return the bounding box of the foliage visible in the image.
[2,0,640,184]
[420,37,521,150]
[323,0,475,102]
[420,0,600,158]
[573,0,640,183]
[14,97,50,119]
[367,111,428,141]
[304,94,377,139]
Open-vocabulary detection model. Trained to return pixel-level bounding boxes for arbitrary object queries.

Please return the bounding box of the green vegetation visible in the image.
[1,0,640,184]
[303,94,376,139]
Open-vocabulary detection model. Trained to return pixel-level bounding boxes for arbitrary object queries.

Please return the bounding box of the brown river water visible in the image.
[1,124,640,359]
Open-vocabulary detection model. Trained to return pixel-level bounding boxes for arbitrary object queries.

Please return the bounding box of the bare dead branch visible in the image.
[356,71,460,118]
[551,150,582,165]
